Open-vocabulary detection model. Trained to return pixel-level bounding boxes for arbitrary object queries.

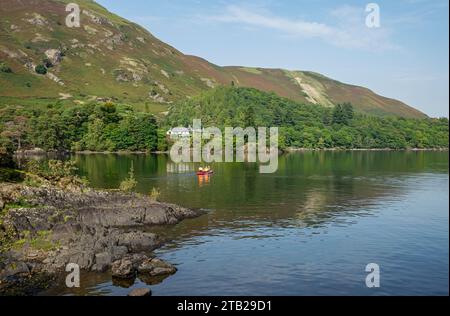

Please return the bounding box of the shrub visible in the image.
[35,64,47,75]
[0,62,12,73]
[119,163,137,192]
[149,187,161,202]
[26,160,77,180]
[25,159,87,188]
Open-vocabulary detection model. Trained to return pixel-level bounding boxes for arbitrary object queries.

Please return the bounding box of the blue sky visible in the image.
[96,0,449,117]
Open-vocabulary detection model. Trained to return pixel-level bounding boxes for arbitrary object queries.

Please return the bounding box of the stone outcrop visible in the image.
[44,49,62,66]
[0,183,204,295]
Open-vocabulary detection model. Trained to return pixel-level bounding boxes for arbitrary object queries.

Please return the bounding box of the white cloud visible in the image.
[208,5,398,51]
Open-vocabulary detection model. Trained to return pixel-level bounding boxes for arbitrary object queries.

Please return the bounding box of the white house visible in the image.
[166,127,191,138]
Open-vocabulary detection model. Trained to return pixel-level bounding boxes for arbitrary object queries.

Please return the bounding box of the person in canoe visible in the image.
[197,166,213,175]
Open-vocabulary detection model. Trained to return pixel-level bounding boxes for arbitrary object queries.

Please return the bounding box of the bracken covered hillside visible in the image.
[0,0,427,118]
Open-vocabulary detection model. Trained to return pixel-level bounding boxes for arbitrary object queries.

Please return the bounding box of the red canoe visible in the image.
[196,170,214,176]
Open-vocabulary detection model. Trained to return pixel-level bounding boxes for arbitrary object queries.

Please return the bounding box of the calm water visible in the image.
[51,151,449,296]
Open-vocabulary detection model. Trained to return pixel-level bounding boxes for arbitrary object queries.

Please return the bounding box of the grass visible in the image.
[10,230,60,252]
[149,187,161,202]
[0,168,25,182]
[3,198,35,211]
[240,67,262,75]
[30,231,60,251]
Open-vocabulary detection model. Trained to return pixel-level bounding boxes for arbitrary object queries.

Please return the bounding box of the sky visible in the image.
[96,0,449,117]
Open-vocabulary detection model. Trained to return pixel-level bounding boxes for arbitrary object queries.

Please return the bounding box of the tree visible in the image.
[333,103,354,125]
[81,118,114,151]
[35,64,47,75]
[0,138,15,168]
[95,102,120,124]
[157,128,169,152]
[243,105,256,127]
[0,62,12,73]
[1,116,28,150]
[342,103,354,122]
[333,127,355,148]
[110,114,158,151]
[332,104,345,125]
[29,112,69,151]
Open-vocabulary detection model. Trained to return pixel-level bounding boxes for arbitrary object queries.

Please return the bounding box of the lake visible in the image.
[47,151,449,296]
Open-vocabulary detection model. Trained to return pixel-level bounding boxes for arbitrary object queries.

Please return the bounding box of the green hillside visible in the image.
[0,0,427,118]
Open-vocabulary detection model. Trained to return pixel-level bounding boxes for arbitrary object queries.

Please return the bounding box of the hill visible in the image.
[0,0,426,118]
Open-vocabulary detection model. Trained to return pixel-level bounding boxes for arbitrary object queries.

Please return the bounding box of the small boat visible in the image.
[196,170,214,176]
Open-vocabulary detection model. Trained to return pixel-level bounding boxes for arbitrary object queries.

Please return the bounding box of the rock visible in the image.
[111,246,129,260]
[116,72,130,82]
[84,25,98,35]
[0,197,4,210]
[112,277,135,288]
[44,49,62,66]
[149,92,165,103]
[138,258,177,277]
[46,72,64,86]
[201,77,216,88]
[111,258,135,279]
[161,69,170,78]
[0,262,30,279]
[68,251,95,270]
[59,93,72,100]
[25,13,51,29]
[128,288,152,296]
[92,252,112,272]
[0,183,204,289]
[118,232,160,252]
[0,272,55,296]
[82,10,113,26]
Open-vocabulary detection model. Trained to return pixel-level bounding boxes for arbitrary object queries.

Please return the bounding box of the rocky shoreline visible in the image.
[0,183,205,295]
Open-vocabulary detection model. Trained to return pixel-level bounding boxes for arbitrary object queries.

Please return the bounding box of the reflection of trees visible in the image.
[167,162,194,174]
[74,154,166,190]
[74,151,448,245]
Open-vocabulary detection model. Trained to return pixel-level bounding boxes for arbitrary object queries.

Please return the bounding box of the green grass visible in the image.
[3,199,35,211]
[11,230,60,252]
[240,67,262,75]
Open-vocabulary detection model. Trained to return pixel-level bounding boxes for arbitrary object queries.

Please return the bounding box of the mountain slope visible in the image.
[0,0,426,118]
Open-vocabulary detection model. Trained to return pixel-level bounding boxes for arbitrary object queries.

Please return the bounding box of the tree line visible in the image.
[166,87,449,150]
[0,86,449,168]
[0,102,162,155]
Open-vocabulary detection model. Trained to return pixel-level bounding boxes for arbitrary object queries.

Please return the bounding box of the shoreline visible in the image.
[15,147,449,157]
[285,147,449,152]
[0,182,205,296]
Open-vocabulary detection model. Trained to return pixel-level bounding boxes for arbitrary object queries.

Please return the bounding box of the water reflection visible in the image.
[42,151,449,295]
[197,174,211,187]
[166,162,194,174]
[70,151,448,243]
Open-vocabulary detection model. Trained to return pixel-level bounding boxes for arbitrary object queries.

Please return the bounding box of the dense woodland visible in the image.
[0,102,162,154]
[0,87,448,167]
[166,87,449,150]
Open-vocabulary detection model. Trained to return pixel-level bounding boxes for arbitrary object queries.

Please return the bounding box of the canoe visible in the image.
[196,170,214,176]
